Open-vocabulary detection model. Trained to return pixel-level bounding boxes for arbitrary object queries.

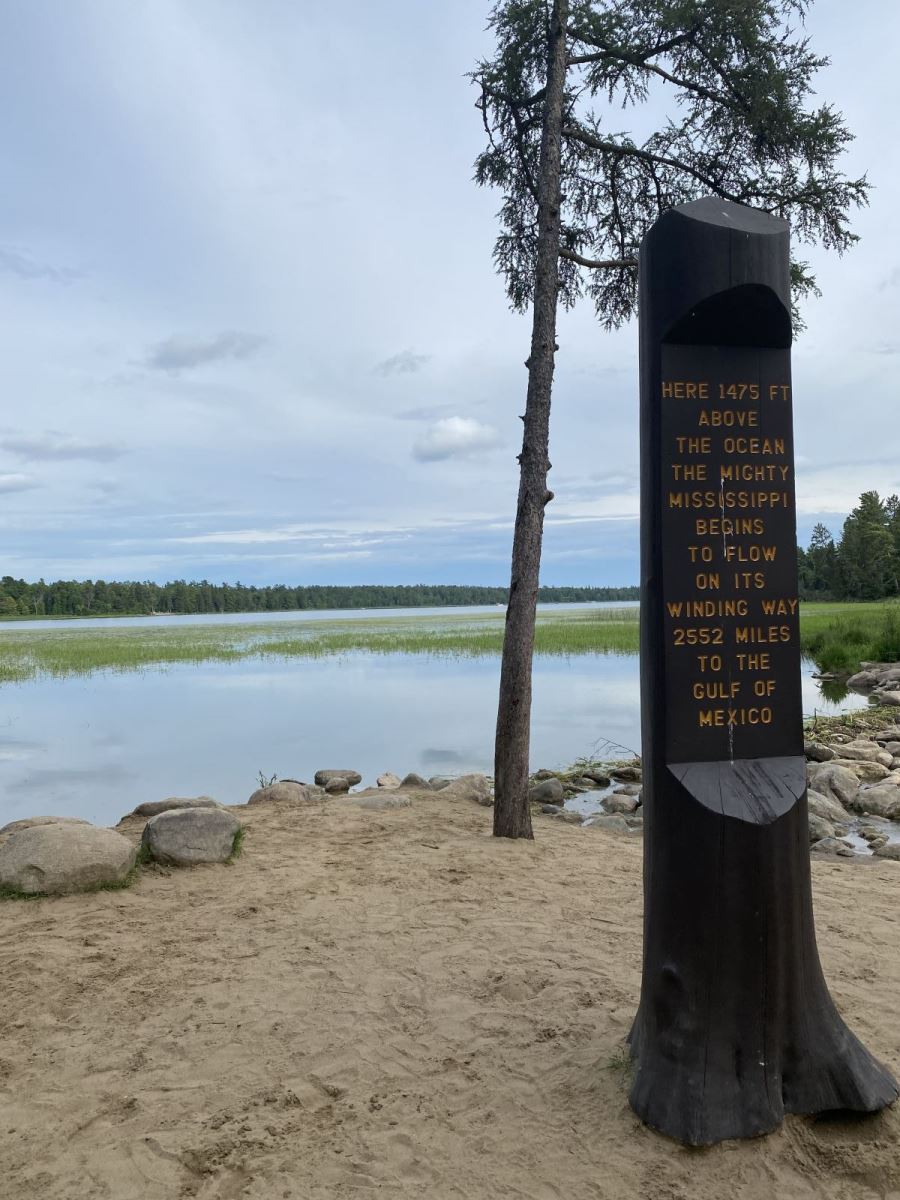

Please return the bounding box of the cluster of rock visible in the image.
[804,724,900,859]
[0,797,243,897]
[528,761,645,835]
[247,769,492,811]
[846,663,900,706]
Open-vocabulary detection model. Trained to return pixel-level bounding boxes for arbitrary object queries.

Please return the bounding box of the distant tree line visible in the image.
[798,491,900,601]
[0,579,640,619]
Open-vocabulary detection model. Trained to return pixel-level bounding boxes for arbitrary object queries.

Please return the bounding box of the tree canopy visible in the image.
[474,0,868,327]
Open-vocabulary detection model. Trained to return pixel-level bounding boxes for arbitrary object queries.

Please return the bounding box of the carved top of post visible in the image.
[640,198,792,350]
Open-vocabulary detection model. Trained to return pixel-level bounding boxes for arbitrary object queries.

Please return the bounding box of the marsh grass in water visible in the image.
[0,601,898,685]
[0,607,639,684]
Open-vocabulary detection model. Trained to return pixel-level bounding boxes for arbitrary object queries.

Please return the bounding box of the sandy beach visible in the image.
[2,791,899,1199]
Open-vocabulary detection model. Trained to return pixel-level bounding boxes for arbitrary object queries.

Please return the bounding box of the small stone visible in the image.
[613,783,642,797]
[552,810,584,825]
[399,773,432,790]
[528,778,565,804]
[868,837,890,851]
[142,808,241,867]
[532,769,557,781]
[332,793,412,812]
[810,836,850,856]
[376,773,402,789]
[314,770,362,788]
[583,813,631,834]
[541,804,563,815]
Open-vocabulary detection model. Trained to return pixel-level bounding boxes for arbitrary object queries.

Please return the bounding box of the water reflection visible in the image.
[0,651,869,830]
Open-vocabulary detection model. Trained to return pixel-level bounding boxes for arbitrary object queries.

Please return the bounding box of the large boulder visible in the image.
[528,778,565,804]
[441,774,492,805]
[132,796,222,818]
[247,781,318,805]
[806,762,860,808]
[142,808,241,867]
[807,789,851,825]
[850,784,900,820]
[0,824,136,896]
[376,772,402,789]
[314,769,361,788]
[0,815,91,848]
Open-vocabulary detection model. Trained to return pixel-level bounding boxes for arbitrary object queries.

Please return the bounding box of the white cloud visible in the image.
[413,417,503,463]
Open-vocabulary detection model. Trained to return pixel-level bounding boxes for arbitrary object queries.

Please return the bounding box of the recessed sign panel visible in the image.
[660,343,803,765]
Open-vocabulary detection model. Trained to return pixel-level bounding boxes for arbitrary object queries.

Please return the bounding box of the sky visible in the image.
[1,0,898,589]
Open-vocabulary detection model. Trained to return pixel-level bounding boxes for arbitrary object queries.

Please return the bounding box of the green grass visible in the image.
[227,827,245,864]
[0,601,898,685]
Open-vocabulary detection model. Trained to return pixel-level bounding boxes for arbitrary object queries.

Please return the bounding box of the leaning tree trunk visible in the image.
[628,197,898,1144]
[493,0,568,840]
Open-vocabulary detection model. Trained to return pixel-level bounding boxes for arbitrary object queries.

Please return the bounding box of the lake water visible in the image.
[0,604,869,829]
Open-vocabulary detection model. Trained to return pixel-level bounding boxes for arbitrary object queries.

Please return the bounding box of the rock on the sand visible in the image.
[528,778,564,804]
[247,781,318,805]
[605,793,640,815]
[850,783,900,820]
[0,815,91,848]
[873,841,900,860]
[333,793,413,812]
[583,813,631,834]
[0,823,136,896]
[376,773,402,789]
[314,769,362,788]
[811,837,856,857]
[142,808,241,867]
[399,773,432,790]
[132,796,222,818]
[440,775,492,805]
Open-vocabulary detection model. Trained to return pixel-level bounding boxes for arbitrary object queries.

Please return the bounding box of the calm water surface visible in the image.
[0,610,865,829]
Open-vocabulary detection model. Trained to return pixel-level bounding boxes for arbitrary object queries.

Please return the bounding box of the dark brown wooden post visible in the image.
[629,197,897,1145]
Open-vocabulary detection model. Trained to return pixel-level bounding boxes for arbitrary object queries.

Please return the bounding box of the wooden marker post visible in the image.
[630,197,897,1145]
